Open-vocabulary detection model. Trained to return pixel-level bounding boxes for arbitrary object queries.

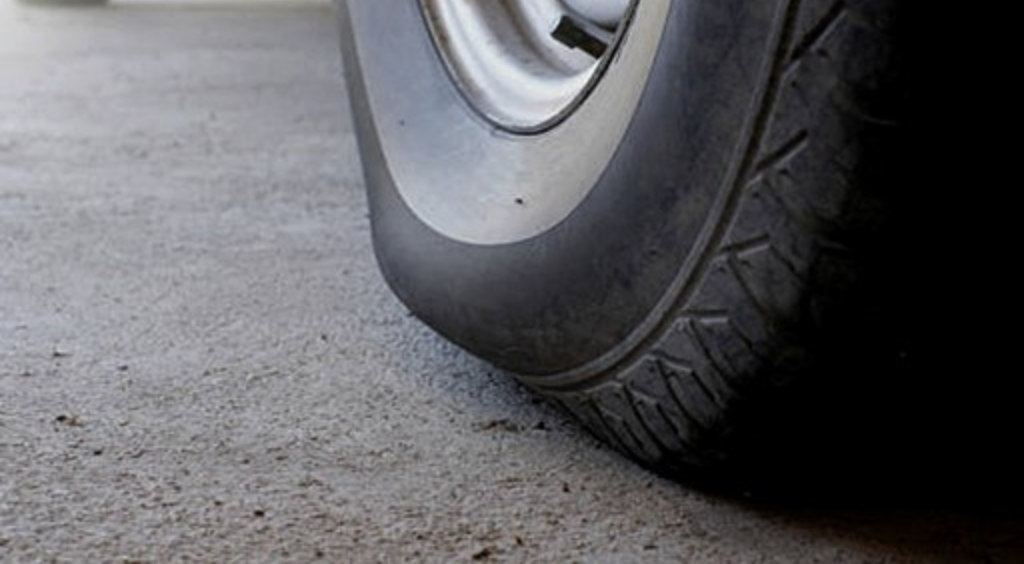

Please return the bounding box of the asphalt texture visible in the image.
[2,1,1023,562]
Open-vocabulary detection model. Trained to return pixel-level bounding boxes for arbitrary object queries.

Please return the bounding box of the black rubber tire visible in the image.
[337,0,908,472]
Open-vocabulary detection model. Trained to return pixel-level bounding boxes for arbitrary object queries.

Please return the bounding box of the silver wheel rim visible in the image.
[421,0,636,133]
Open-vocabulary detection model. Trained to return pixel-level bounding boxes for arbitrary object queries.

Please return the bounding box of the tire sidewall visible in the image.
[339,0,787,377]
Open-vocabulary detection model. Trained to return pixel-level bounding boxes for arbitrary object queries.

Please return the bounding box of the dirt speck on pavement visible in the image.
[2,1,1023,562]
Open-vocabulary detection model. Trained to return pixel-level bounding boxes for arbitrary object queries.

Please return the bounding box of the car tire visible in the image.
[336,0,907,471]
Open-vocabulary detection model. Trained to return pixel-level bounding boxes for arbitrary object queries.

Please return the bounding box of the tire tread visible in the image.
[537,0,900,468]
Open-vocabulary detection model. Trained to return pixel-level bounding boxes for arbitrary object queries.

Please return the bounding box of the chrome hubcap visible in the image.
[420,0,636,132]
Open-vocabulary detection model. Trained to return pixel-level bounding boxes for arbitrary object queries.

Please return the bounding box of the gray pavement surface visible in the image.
[2,1,1023,562]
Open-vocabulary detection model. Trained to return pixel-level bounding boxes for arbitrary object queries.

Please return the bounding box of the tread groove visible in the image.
[719,235,772,257]
[747,130,809,188]
[622,387,673,458]
[649,347,695,371]
[612,408,658,461]
[661,362,712,434]
[727,317,766,364]
[584,399,633,455]
[725,255,772,321]
[681,310,731,323]
[688,320,741,397]
[662,332,728,411]
[786,1,847,70]
[654,401,691,453]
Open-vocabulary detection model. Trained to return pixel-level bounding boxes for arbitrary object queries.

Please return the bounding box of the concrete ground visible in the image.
[1,1,1022,562]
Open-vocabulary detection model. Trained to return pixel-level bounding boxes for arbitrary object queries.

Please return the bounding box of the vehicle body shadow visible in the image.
[686,349,1024,562]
